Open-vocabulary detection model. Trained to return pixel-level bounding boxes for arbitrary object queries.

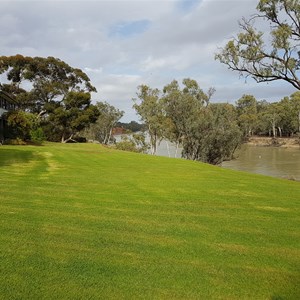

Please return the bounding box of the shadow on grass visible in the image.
[0,148,36,167]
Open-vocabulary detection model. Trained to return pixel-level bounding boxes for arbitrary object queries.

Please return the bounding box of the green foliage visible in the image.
[83,101,124,144]
[181,103,242,164]
[0,143,299,299]
[7,110,35,140]
[116,120,144,132]
[5,137,27,145]
[116,132,149,153]
[133,85,165,154]
[45,92,99,143]
[0,55,98,142]
[135,79,240,164]
[30,127,45,144]
[236,95,259,137]
[290,91,300,132]
[115,138,138,152]
[216,0,300,90]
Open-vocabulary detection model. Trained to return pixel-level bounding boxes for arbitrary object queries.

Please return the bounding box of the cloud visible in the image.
[0,0,297,122]
[176,0,202,13]
[84,67,103,74]
[91,73,144,121]
[109,19,151,38]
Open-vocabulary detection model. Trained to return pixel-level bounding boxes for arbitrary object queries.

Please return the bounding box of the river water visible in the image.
[221,144,300,181]
[156,140,300,180]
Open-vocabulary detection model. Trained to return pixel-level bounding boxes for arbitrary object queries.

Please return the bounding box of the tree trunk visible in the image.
[150,134,157,155]
[175,142,179,158]
[272,121,276,138]
[103,132,108,144]
[166,140,170,158]
[278,126,282,137]
[62,134,75,143]
[108,127,113,144]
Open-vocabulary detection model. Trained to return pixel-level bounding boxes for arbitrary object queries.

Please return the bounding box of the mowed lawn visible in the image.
[0,143,299,299]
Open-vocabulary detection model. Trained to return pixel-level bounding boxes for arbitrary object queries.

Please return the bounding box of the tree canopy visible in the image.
[215,0,300,90]
[133,79,242,165]
[0,55,99,142]
[83,101,124,144]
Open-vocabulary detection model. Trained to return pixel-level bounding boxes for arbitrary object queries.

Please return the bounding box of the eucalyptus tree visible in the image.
[277,96,295,135]
[84,101,124,144]
[162,78,240,164]
[45,92,99,143]
[0,55,98,142]
[290,91,300,133]
[216,0,300,90]
[0,55,96,112]
[133,85,165,155]
[258,102,283,137]
[161,79,214,157]
[236,95,258,137]
[181,103,242,164]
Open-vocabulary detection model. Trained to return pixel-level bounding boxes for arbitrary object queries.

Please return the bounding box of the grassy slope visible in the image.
[0,143,299,299]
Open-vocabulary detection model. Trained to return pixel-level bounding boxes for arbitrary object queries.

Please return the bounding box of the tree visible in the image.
[84,101,124,144]
[181,103,242,164]
[216,0,300,90]
[162,79,212,157]
[258,102,283,137]
[116,132,149,153]
[116,121,144,133]
[277,96,295,136]
[0,55,98,141]
[6,110,38,141]
[0,55,96,110]
[290,91,300,133]
[45,92,99,143]
[133,85,165,155]
[236,95,258,137]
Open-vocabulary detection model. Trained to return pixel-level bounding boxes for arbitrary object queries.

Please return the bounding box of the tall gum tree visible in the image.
[236,94,258,137]
[133,85,165,155]
[0,55,98,142]
[84,101,124,144]
[0,55,96,112]
[215,0,300,90]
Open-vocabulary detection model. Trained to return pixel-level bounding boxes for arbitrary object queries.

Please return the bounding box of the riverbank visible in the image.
[246,136,300,148]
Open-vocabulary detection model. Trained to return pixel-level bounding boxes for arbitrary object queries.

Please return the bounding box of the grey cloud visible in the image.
[0,0,297,121]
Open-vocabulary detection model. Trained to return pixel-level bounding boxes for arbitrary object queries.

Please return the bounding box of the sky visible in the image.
[0,0,297,121]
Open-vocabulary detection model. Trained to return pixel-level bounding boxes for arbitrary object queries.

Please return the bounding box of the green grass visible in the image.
[0,143,299,299]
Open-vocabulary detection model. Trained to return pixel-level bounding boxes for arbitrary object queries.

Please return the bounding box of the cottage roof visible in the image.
[0,90,17,117]
[0,90,16,103]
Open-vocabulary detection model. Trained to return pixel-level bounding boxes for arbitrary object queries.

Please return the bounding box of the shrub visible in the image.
[30,128,46,144]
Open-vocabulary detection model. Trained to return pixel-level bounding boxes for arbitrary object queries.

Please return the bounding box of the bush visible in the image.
[30,128,46,144]
[115,133,149,153]
[116,140,139,152]
[5,138,27,145]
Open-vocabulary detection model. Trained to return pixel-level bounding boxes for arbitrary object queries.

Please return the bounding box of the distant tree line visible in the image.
[132,78,300,164]
[116,121,145,133]
[235,93,300,138]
